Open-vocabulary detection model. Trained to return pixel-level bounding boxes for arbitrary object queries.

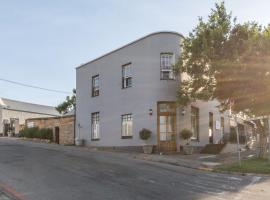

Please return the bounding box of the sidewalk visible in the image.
[133,149,258,171]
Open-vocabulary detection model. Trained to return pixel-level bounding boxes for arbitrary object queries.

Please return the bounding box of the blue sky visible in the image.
[0,0,270,106]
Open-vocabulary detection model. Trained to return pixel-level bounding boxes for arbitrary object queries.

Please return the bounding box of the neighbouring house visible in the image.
[25,111,75,145]
[0,97,60,136]
[76,31,232,152]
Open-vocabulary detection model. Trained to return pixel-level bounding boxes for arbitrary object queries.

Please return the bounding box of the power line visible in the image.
[0,78,70,94]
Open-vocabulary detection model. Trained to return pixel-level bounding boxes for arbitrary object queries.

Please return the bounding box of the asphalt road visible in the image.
[0,138,269,200]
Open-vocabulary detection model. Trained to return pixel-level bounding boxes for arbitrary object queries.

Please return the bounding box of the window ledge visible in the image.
[91,138,100,141]
[121,136,133,139]
[122,86,132,89]
[160,78,176,81]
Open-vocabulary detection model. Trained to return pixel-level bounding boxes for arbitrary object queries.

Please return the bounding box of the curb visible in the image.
[134,156,208,171]
[213,169,270,177]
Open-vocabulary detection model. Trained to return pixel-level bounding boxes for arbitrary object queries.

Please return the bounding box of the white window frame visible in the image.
[27,121,35,128]
[91,112,100,140]
[160,53,175,80]
[92,75,99,97]
[191,106,199,140]
[121,114,133,138]
[122,63,132,88]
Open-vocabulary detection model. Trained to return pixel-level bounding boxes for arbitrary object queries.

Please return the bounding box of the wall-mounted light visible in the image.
[149,109,153,116]
[181,108,186,116]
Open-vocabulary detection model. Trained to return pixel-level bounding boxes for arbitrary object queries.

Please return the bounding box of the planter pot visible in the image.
[183,145,193,155]
[142,145,153,154]
[75,138,84,146]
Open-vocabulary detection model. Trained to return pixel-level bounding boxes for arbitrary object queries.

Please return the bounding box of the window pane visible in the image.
[91,112,100,139]
[161,53,175,80]
[122,114,132,137]
[122,64,132,88]
[191,107,199,140]
[92,75,99,97]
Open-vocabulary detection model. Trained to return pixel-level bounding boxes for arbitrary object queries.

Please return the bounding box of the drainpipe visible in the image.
[73,104,76,145]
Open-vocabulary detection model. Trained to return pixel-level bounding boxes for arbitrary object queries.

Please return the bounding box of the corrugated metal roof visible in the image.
[0,97,60,116]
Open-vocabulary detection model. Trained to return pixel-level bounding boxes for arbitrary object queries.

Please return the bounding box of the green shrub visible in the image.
[139,128,152,140]
[19,127,53,141]
[19,127,39,138]
[39,128,53,140]
[179,129,193,140]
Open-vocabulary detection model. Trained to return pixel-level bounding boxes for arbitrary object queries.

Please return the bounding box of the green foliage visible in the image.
[56,88,76,114]
[19,127,53,141]
[179,129,193,140]
[139,128,152,140]
[216,158,270,174]
[175,1,270,116]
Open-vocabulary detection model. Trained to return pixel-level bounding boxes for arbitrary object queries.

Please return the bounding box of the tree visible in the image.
[55,89,76,114]
[175,2,270,158]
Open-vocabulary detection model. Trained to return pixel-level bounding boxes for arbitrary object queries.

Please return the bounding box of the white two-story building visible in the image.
[76,31,230,152]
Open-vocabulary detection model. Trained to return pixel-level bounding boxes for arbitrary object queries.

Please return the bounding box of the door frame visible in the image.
[157,101,177,152]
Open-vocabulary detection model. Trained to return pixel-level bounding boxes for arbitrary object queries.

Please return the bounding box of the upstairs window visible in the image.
[160,53,175,80]
[91,112,100,140]
[121,114,133,138]
[92,75,99,97]
[122,63,132,88]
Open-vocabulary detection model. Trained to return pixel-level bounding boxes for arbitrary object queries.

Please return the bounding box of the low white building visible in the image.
[76,31,231,152]
[0,98,60,136]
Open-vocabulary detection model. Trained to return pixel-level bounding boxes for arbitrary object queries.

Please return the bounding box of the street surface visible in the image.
[0,138,269,200]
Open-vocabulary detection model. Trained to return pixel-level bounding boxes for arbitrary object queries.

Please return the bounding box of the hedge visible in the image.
[19,127,53,141]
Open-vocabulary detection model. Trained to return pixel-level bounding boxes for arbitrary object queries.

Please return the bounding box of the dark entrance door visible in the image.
[209,112,214,144]
[55,127,60,144]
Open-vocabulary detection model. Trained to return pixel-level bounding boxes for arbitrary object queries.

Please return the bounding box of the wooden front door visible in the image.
[157,102,176,152]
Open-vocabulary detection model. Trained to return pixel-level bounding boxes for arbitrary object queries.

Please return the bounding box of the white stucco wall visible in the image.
[76,32,182,146]
[176,100,230,148]
[76,31,231,148]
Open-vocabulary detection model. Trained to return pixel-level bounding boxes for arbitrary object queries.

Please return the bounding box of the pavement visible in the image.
[0,137,270,200]
[132,149,258,171]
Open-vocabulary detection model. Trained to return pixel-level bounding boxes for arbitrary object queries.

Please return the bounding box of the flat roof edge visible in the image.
[76,31,184,70]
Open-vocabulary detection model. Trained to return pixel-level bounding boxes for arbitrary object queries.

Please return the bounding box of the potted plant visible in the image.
[179,129,193,154]
[139,128,153,154]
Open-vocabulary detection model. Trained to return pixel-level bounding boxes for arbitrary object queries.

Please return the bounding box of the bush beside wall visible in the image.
[19,127,53,141]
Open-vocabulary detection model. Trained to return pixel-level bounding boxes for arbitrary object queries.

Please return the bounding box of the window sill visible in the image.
[121,136,133,139]
[160,79,176,81]
[91,138,100,141]
[122,86,132,89]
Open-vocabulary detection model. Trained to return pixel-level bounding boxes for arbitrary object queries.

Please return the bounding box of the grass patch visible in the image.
[216,158,270,174]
